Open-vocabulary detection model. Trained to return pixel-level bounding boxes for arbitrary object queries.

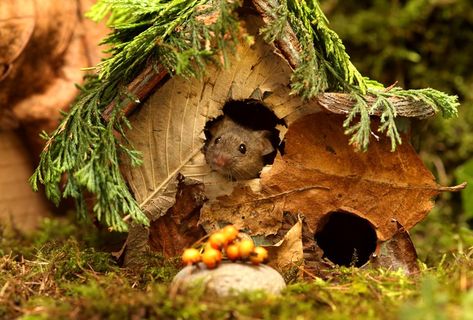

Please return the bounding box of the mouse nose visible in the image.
[213,155,230,168]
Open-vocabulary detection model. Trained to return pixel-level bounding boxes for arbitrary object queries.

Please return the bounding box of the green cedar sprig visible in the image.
[260,0,458,150]
[343,87,459,151]
[31,0,242,231]
[261,0,367,98]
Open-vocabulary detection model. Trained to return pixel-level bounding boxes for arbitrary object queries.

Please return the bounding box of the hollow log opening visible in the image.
[314,211,377,267]
[222,99,282,130]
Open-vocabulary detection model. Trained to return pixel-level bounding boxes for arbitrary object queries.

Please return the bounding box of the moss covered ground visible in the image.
[0,214,471,320]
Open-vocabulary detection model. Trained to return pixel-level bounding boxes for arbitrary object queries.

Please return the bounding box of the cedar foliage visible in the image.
[31,0,460,230]
[323,0,473,222]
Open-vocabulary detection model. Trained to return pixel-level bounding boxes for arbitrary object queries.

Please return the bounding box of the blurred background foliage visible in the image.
[321,0,473,262]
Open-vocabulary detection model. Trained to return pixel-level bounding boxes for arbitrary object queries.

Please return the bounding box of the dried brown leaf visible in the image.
[368,223,419,274]
[266,113,442,241]
[202,112,445,242]
[148,178,207,258]
[267,217,303,271]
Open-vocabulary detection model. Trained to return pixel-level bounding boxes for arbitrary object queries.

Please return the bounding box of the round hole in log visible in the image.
[314,211,377,267]
[222,99,282,131]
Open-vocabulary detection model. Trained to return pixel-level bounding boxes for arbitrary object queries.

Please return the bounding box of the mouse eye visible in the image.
[238,143,246,154]
[214,137,222,144]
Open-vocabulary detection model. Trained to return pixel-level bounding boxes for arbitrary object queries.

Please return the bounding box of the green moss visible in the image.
[1,216,471,319]
[33,218,78,246]
[139,254,181,284]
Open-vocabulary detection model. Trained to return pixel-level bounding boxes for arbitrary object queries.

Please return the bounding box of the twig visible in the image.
[102,63,168,121]
[437,182,467,192]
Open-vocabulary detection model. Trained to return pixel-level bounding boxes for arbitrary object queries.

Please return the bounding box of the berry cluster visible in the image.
[181,225,269,269]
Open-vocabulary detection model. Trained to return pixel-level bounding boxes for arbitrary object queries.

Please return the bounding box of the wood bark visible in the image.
[0,0,108,155]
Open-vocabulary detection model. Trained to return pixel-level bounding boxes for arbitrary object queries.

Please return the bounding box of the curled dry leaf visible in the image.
[368,222,420,274]
[201,112,450,242]
[148,178,207,258]
[266,216,303,272]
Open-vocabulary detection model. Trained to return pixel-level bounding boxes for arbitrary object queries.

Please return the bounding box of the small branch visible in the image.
[221,185,330,208]
[384,81,398,92]
[437,182,467,192]
[251,0,439,120]
[252,0,301,68]
[102,63,168,121]
[316,92,436,119]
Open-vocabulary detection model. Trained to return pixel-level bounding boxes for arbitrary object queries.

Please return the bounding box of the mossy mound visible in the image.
[0,217,471,319]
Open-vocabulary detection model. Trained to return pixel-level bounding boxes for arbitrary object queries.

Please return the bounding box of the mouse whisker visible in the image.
[225,169,235,181]
[234,167,254,180]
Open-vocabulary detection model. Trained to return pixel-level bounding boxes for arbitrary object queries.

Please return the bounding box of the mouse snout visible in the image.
[212,154,230,168]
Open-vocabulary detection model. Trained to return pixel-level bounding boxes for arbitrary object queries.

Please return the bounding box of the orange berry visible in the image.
[250,246,268,265]
[222,225,239,243]
[208,232,227,249]
[225,244,240,261]
[203,241,214,251]
[238,239,255,259]
[181,248,201,265]
[201,248,222,269]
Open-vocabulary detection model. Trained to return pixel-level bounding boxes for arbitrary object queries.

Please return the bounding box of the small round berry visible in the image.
[238,239,255,259]
[208,232,227,249]
[181,248,201,265]
[222,225,239,243]
[204,242,214,251]
[202,248,222,269]
[250,246,269,265]
[225,244,240,261]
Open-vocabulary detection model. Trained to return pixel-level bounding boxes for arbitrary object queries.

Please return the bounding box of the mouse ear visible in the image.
[208,116,235,137]
[256,130,275,155]
[208,117,226,137]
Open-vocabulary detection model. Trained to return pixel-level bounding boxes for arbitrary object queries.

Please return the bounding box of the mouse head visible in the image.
[205,117,274,180]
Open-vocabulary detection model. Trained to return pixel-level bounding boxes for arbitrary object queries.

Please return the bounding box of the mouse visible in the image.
[205,116,275,180]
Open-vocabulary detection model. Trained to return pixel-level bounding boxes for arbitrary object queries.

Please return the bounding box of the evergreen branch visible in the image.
[258,0,458,151]
[343,94,371,151]
[383,88,459,119]
[341,87,459,151]
[372,95,402,152]
[260,0,367,98]
[31,0,243,231]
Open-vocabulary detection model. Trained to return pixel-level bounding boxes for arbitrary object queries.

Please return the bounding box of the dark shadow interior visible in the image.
[314,211,377,267]
[222,99,283,131]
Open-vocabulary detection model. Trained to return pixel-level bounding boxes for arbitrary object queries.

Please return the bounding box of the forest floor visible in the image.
[0,211,472,320]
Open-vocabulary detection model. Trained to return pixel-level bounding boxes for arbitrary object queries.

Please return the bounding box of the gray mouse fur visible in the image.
[205,116,274,180]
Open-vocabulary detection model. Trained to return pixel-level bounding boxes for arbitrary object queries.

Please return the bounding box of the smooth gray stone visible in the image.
[170,262,286,297]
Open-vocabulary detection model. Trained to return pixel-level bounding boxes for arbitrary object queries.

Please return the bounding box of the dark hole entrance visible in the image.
[314,211,377,267]
[221,100,283,131]
[204,99,285,165]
